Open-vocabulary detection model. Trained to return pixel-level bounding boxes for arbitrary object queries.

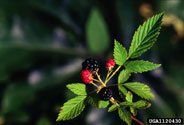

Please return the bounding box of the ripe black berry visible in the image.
[99,87,113,101]
[82,58,99,74]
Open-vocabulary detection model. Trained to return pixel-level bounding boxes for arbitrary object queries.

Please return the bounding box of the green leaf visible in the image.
[56,96,87,121]
[133,100,151,109]
[86,8,110,53]
[124,60,161,73]
[118,69,131,84]
[129,12,164,58]
[120,101,133,107]
[108,101,133,112]
[113,40,127,65]
[98,100,109,108]
[124,82,155,100]
[130,107,137,116]
[118,84,128,96]
[108,104,118,112]
[67,83,87,95]
[118,108,132,125]
[126,91,133,102]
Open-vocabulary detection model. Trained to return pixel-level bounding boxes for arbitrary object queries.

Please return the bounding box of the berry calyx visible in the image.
[81,70,93,84]
[106,59,115,71]
[99,87,113,101]
[82,58,99,74]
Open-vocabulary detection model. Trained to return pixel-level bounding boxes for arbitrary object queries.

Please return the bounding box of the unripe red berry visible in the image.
[106,59,115,71]
[81,70,93,84]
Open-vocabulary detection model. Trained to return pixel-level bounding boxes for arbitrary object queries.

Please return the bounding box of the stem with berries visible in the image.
[81,58,144,125]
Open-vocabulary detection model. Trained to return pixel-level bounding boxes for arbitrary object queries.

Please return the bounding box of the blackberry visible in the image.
[99,87,113,101]
[82,58,99,74]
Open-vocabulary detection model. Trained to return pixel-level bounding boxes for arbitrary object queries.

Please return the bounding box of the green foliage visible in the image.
[0,0,182,124]
[113,40,127,65]
[98,100,109,108]
[119,101,133,107]
[130,107,137,116]
[56,96,87,121]
[118,108,132,125]
[124,60,161,73]
[86,8,110,53]
[118,84,128,96]
[118,69,131,84]
[56,12,164,125]
[129,12,164,58]
[126,91,133,102]
[124,82,155,100]
[108,104,118,112]
[133,100,151,109]
[67,83,87,96]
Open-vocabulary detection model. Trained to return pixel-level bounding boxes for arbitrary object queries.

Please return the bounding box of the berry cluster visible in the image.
[99,87,113,101]
[80,58,116,102]
[82,58,99,74]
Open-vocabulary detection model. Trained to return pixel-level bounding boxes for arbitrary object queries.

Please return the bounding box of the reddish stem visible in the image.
[131,116,144,125]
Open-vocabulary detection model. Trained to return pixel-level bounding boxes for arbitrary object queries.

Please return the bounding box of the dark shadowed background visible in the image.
[0,0,184,125]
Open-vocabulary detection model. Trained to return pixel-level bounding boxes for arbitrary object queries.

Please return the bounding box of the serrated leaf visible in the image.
[133,100,151,109]
[98,100,109,108]
[120,101,133,107]
[56,96,87,121]
[67,83,87,95]
[118,108,132,125]
[124,82,154,100]
[130,107,137,116]
[113,40,127,65]
[129,12,164,58]
[86,8,110,53]
[126,91,133,102]
[118,84,128,96]
[124,60,161,73]
[118,69,131,84]
[108,104,118,112]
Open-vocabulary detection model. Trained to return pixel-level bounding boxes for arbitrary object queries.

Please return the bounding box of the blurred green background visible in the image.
[0,0,184,125]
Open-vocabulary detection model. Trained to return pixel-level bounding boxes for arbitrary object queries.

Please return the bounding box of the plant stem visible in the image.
[111,98,144,125]
[96,72,106,87]
[90,82,99,88]
[105,65,121,84]
[92,78,101,83]
[131,116,144,125]
[105,70,112,84]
